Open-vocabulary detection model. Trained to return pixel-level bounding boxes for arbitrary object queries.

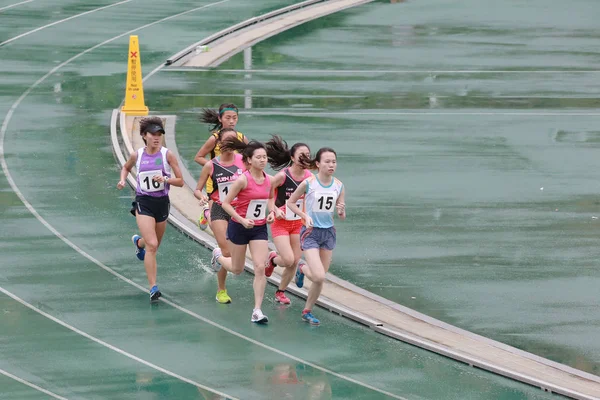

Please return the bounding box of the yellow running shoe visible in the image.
[216,289,232,304]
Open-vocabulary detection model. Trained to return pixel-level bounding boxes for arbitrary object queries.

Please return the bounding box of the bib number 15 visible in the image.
[313,192,336,212]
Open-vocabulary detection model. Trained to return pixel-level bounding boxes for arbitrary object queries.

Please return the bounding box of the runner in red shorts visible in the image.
[265,136,312,305]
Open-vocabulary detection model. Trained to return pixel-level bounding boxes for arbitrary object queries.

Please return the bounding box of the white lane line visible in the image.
[0,0,133,47]
[0,0,34,13]
[0,287,237,399]
[239,111,600,117]
[0,368,68,400]
[0,2,407,397]
[163,68,600,74]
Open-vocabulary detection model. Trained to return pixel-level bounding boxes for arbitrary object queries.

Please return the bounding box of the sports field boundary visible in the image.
[110,1,600,399]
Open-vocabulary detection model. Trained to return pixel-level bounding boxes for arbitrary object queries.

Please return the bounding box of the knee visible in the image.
[311,271,326,284]
[279,254,295,269]
[231,265,245,275]
[145,239,159,253]
[254,264,265,277]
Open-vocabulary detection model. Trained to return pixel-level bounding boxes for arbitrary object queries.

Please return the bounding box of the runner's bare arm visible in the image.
[194,161,212,202]
[117,151,138,189]
[194,135,218,166]
[166,151,184,187]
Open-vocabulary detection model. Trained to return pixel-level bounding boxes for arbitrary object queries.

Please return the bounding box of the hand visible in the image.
[240,218,255,229]
[198,193,208,206]
[266,211,275,224]
[336,202,346,219]
[275,208,285,220]
[117,180,126,189]
[304,216,314,228]
[153,174,167,184]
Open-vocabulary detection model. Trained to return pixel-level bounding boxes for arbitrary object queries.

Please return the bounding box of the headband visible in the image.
[219,107,238,115]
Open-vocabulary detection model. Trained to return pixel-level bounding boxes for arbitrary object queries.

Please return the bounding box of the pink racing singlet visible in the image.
[233,170,271,226]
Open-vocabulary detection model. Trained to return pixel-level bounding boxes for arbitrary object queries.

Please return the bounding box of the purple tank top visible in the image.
[135,147,171,197]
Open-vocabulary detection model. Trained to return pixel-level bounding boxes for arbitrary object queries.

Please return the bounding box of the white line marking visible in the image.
[239,111,600,117]
[0,368,68,400]
[163,68,600,74]
[0,287,237,399]
[0,0,34,13]
[0,0,133,47]
[0,1,406,398]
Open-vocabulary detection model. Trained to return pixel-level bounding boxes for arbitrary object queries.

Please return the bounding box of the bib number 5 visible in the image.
[246,199,267,220]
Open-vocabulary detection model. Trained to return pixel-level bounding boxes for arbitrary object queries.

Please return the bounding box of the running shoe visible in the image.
[216,289,232,304]
[251,309,269,324]
[131,234,145,261]
[197,207,210,231]
[275,291,291,305]
[150,285,161,302]
[295,260,306,288]
[211,248,222,272]
[302,311,320,326]
[265,251,277,277]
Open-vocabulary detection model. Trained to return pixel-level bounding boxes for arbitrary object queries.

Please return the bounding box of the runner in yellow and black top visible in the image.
[194,103,249,229]
[194,103,248,166]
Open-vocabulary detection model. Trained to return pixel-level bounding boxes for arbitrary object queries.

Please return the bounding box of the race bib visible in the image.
[218,181,233,203]
[246,199,267,220]
[285,200,303,221]
[313,192,336,212]
[139,169,164,192]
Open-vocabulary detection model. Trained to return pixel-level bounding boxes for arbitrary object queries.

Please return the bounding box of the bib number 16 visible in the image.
[139,170,164,192]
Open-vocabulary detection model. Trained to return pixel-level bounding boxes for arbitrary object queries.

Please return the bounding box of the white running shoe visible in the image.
[211,248,222,272]
[251,308,268,324]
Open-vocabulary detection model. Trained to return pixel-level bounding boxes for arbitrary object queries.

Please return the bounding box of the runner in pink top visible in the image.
[232,170,271,226]
[211,138,276,324]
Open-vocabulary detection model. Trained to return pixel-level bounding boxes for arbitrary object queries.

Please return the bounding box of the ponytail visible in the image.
[266,135,310,171]
[299,147,336,170]
[199,103,239,132]
[266,135,291,170]
[221,138,266,164]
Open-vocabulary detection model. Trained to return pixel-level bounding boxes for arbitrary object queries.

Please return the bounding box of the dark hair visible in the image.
[299,147,337,170]
[200,103,238,131]
[217,128,237,142]
[266,135,310,171]
[139,116,164,145]
[220,138,266,164]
